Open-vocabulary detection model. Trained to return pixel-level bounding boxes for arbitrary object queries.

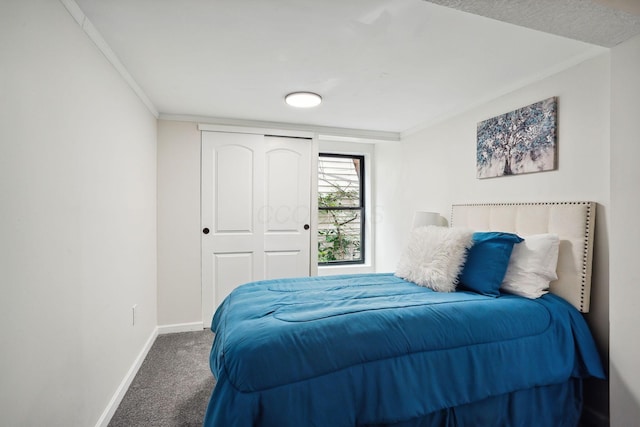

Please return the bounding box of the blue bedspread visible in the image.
[204,273,604,427]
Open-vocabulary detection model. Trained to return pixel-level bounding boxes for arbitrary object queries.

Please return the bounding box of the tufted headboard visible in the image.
[450,202,596,313]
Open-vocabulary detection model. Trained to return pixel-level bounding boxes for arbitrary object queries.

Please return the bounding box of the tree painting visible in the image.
[476,97,557,179]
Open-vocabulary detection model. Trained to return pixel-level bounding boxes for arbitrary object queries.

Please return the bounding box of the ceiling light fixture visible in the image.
[285,92,322,108]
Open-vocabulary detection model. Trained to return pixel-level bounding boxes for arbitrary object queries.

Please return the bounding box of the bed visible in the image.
[203,202,605,427]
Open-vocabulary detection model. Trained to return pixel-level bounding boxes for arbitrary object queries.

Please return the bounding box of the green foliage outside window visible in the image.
[318,185,361,263]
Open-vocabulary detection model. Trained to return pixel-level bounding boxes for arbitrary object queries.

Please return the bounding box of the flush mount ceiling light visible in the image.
[285,92,322,108]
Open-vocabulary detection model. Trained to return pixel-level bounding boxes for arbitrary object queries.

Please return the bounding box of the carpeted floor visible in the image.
[109,330,598,426]
[108,330,216,427]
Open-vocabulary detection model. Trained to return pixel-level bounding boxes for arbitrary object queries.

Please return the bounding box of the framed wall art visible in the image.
[476,97,557,179]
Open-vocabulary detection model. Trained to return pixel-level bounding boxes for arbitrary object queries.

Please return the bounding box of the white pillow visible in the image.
[395,226,474,292]
[501,233,560,299]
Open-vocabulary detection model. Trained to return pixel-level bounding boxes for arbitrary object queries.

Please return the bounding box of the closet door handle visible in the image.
[303,224,310,230]
[202,228,210,234]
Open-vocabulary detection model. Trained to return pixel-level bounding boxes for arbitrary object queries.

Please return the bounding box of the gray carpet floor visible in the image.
[108,330,216,427]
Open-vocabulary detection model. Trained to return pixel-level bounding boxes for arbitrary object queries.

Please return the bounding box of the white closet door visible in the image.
[263,136,311,280]
[201,132,311,324]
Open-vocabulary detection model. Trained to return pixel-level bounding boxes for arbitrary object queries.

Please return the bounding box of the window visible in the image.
[317,153,365,265]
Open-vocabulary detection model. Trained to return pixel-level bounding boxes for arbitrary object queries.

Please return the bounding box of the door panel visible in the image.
[202,131,265,324]
[263,137,311,277]
[265,148,302,232]
[215,145,254,233]
[213,253,254,305]
[202,132,311,324]
[264,251,303,279]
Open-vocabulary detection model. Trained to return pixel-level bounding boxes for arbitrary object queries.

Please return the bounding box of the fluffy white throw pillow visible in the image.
[395,226,474,292]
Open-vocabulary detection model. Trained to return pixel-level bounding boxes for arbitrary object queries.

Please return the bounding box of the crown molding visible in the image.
[59,0,159,118]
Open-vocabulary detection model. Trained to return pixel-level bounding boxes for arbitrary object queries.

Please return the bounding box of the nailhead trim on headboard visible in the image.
[581,202,592,311]
[450,201,596,313]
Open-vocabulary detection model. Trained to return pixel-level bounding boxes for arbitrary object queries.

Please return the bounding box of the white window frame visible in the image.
[316,139,375,276]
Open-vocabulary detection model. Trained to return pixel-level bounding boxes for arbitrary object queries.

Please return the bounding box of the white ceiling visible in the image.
[70,0,638,135]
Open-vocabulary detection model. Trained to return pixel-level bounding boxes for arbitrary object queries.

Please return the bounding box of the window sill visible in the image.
[317,263,374,276]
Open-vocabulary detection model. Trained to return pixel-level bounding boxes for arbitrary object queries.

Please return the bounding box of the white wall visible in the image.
[157,120,202,326]
[0,1,158,425]
[610,33,640,426]
[375,53,611,420]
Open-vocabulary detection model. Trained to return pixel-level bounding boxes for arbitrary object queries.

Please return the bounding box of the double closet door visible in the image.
[201,131,312,323]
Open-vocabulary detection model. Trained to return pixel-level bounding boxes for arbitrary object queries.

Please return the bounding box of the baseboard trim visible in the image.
[95,326,159,427]
[157,321,204,335]
[94,322,204,426]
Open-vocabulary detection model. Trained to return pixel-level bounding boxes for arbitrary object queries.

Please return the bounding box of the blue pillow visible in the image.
[458,232,523,297]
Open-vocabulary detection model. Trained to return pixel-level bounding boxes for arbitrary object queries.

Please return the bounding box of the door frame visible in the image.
[198,124,318,326]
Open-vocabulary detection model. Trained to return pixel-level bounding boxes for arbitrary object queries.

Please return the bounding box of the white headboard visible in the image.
[450,202,596,313]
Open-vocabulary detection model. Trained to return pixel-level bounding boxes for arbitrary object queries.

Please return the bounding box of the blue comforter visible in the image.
[204,273,604,426]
